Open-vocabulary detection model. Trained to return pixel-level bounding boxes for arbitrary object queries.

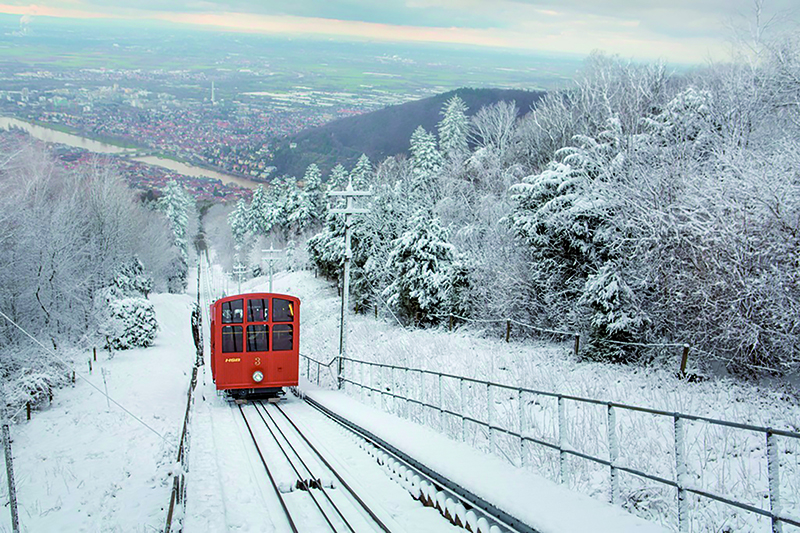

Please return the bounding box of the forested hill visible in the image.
[270,87,545,178]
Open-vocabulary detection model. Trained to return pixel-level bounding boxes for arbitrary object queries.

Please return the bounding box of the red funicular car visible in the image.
[210,292,300,396]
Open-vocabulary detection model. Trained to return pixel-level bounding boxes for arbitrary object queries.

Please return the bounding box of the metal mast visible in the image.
[261,244,284,293]
[233,255,247,294]
[329,180,370,389]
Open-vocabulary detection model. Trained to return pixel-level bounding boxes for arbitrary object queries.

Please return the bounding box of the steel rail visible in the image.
[303,394,541,533]
[271,402,394,533]
[237,404,299,533]
[253,402,355,533]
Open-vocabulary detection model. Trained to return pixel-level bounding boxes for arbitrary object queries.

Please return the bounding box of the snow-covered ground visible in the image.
[0,292,197,533]
[253,268,800,532]
[3,264,797,532]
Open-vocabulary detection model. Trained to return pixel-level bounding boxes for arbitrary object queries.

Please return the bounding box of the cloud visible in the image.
[0,0,795,63]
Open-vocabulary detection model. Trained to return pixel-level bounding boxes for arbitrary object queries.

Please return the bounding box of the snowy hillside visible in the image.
[0,293,196,533]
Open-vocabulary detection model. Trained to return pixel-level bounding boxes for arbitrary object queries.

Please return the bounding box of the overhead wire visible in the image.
[0,310,171,444]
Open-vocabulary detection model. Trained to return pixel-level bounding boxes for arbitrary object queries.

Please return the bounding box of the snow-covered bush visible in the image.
[2,366,68,412]
[112,257,153,298]
[101,297,158,350]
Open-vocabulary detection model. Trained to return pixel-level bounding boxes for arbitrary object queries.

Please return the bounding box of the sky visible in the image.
[1,0,797,64]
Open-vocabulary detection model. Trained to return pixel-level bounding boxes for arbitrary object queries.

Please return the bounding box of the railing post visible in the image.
[518,388,525,468]
[392,366,397,415]
[573,334,580,357]
[767,431,783,533]
[419,370,424,424]
[360,361,365,401]
[460,378,466,443]
[370,363,376,408]
[306,357,310,380]
[487,383,494,455]
[558,396,568,485]
[378,365,384,410]
[405,368,410,419]
[438,373,444,432]
[607,404,619,504]
[506,320,511,343]
[316,361,320,386]
[674,416,688,533]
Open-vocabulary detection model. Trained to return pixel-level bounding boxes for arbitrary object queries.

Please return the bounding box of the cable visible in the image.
[0,310,170,444]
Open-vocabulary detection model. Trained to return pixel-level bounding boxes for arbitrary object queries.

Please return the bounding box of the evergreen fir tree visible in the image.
[409,126,443,202]
[350,154,373,190]
[438,95,470,160]
[329,163,348,191]
[248,185,273,237]
[383,210,455,324]
[228,198,250,248]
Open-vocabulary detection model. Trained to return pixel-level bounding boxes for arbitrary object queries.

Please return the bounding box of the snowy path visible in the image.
[2,293,197,533]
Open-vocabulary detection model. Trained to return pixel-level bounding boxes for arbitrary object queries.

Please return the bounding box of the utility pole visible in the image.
[329,180,371,390]
[233,255,247,294]
[261,244,284,294]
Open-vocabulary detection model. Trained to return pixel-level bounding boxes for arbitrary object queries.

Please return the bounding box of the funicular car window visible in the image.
[273,298,294,322]
[272,324,293,351]
[221,299,243,324]
[246,325,269,352]
[221,326,243,353]
[247,298,267,322]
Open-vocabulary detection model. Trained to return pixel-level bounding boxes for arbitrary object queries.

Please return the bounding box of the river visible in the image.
[0,116,259,190]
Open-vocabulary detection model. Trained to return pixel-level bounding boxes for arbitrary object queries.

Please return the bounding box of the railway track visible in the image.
[301,393,538,533]
[238,400,395,532]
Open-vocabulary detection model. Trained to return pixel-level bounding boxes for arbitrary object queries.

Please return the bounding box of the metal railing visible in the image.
[302,354,800,533]
[301,353,339,389]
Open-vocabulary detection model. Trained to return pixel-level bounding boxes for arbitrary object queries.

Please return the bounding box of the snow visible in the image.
[302,387,667,533]
[0,293,196,532]
[4,264,797,532]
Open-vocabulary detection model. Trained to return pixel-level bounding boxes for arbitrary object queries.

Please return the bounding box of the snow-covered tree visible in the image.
[158,180,193,257]
[350,154,373,190]
[438,95,470,160]
[100,296,159,350]
[112,257,153,299]
[329,163,348,191]
[302,163,327,224]
[157,180,195,293]
[409,126,443,202]
[383,211,456,324]
[228,198,250,248]
[248,185,273,237]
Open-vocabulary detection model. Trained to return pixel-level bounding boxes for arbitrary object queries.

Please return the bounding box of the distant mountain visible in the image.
[269,87,545,179]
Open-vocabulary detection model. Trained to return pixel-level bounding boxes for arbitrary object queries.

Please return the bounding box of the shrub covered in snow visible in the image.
[101,297,158,350]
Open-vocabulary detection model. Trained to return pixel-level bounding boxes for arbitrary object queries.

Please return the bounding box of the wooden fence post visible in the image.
[573,334,580,356]
[506,320,511,343]
[679,344,690,377]
[2,424,20,533]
